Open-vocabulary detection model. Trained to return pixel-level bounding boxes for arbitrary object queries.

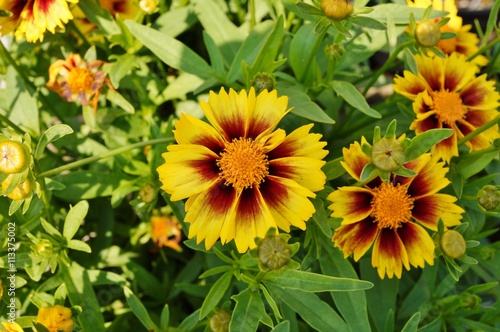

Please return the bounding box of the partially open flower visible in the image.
[37,305,74,332]
[477,185,500,211]
[0,140,29,174]
[209,309,231,332]
[257,235,291,270]
[320,0,353,20]
[371,137,405,172]
[2,175,31,200]
[415,20,441,48]
[440,230,466,259]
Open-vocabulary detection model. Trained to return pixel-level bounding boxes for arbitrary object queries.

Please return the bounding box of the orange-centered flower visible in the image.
[328,137,464,279]
[46,53,108,111]
[0,0,78,43]
[157,88,328,253]
[393,53,500,163]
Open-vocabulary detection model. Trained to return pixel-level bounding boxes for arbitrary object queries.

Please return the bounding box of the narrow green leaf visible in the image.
[41,218,63,239]
[259,284,282,319]
[199,266,233,279]
[314,17,332,35]
[324,157,346,180]
[63,200,89,240]
[200,271,233,319]
[106,89,135,114]
[125,20,214,79]
[360,162,377,182]
[230,288,273,332]
[331,81,381,118]
[332,20,352,38]
[67,239,92,253]
[405,129,453,161]
[465,282,498,294]
[160,305,170,332]
[457,148,499,179]
[483,0,500,46]
[124,286,160,332]
[153,6,197,38]
[348,16,386,30]
[312,198,332,238]
[271,321,290,332]
[177,309,201,332]
[279,86,335,124]
[203,31,226,79]
[263,269,373,292]
[401,312,421,332]
[35,124,74,159]
[32,322,51,332]
[295,2,324,16]
[77,0,120,35]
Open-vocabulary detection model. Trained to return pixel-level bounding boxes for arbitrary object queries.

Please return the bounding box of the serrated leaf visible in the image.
[199,271,233,319]
[125,20,214,79]
[124,286,159,332]
[405,129,453,161]
[63,200,89,240]
[331,81,381,118]
[230,288,273,332]
[35,124,74,159]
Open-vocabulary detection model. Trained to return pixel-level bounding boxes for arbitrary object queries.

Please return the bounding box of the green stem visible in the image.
[33,160,54,224]
[362,41,413,96]
[249,0,256,30]
[298,27,328,83]
[0,113,26,136]
[469,35,500,62]
[457,116,500,146]
[37,137,174,178]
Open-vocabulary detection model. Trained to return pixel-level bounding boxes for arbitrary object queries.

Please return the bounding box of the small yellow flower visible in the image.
[150,214,183,251]
[320,0,353,20]
[139,0,158,14]
[36,305,74,332]
[2,175,32,200]
[1,322,24,332]
[0,140,29,174]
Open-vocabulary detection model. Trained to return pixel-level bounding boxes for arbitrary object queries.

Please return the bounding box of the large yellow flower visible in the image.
[328,137,464,279]
[0,0,78,43]
[408,0,488,66]
[37,305,74,332]
[393,53,500,163]
[157,88,328,253]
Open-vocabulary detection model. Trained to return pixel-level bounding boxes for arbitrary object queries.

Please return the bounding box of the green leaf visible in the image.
[105,89,135,114]
[267,284,349,331]
[199,266,233,279]
[405,129,453,161]
[260,284,282,319]
[295,2,324,16]
[279,86,335,124]
[457,148,499,179]
[203,31,226,79]
[324,157,346,180]
[35,124,74,159]
[367,4,447,24]
[465,282,498,294]
[125,20,215,79]
[312,198,332,238]
[348,16,386,30]
[230,288,273,332]
[53,171,127,202]
[177,309,201,332]
[160,305,170,331]
[289,23,317,79]
[32,322,51,332]
[331,81,381,118]
[200,271,233,319]
[401,312,421,332]
[63,200,89,240]
[331,20,352,38]
[271,321,290,332]
[67,239,92,253]
[41,218,63,239]
[77,0,120,35]
[483,0,500,46]
[360,162,377,183]
[124,286,159,332]
[153,6,197,38]
[264,269,372,292]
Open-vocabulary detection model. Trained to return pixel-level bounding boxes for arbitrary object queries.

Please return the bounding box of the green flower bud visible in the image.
[209,309,231,332]
[370,137,405,172]
[252,73,276,93]
[139,183,156,203]
[415,20,441,48]
[477,185,500,211]
[320,0,353,20]
[440,230,466,259]
[257,235,291,270]
[0,140,29,174]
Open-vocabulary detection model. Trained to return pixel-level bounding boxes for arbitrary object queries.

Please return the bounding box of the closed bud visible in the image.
[209,309,231,332]
[320,0,353,20]
[440,230,466,259]
[139,183,156,203]
[257,235,291,270]
[371,137,405,172]
[139,0,158,14]
[252,73,276,93]
[0,140,29,174]
[415,20,441,48]
[2,175,31,200]
[477,185,500,211]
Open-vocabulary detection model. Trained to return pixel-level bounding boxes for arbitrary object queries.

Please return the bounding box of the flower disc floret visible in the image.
[371,183,414,229]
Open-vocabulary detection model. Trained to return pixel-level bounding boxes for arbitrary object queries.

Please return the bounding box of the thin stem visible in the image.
[298,27,328,83]
[37,137,174,178]
[0,113,26,136]
[33,160,54,224]
[249,0,256,30]
[457,116,500,146]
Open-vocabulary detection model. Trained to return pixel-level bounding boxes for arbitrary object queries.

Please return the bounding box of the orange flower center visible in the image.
[217,138,269,191]
[370,182,414,229]
[433,90,466,125]
[437,25,458,54]
[68,67,95,94]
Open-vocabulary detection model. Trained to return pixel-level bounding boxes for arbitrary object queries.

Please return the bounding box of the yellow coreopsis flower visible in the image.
[0,0,78,43]
[328,137,464,279]
[36,305,74,332]
[1,322,24,332]
[157,88,328,253]
[393,53,500,163]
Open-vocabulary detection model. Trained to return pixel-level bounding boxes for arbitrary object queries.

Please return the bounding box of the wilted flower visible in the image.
[150,214,182,251]
[0,0,78,42]
[36,305,74,332]
[46,53,109,112]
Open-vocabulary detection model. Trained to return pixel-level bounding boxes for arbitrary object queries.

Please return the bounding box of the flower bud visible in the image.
[139,183,156,203]
[257,235,291,270]
[370,137,405,172]
[440,230,466,259]
[320,0,353,20]
[139,0,158,14]
[209,309,231,332]
[251,73,276,93]
[477,185,500,211]
[415,20,441,48]
[0,140,29,174]
[2,175,31,200]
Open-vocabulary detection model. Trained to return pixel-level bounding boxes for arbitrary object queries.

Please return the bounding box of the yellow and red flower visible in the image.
[46,53,108,111]
[393,53,500,163]
[150,214,182,251]
[0,0,78,43]
[407,0,488,66]
[157,88,328,253]
[37,305,74,332]
[328,137,464,279]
